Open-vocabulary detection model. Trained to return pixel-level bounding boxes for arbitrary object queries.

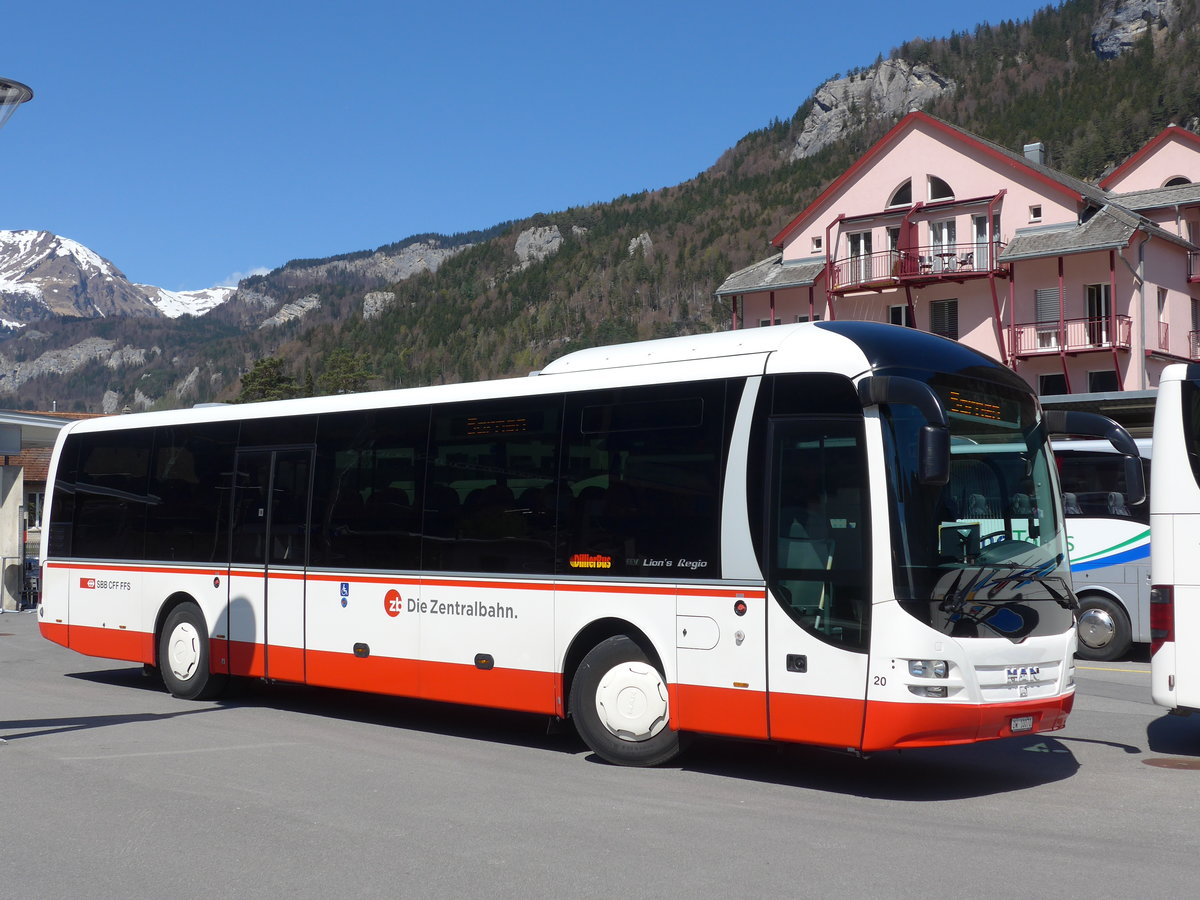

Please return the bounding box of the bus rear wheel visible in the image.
[569,635,682,767]
[159,603,227,700]
[1075,595,1131,661]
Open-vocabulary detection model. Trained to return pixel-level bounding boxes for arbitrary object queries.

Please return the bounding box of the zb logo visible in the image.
[384,589,404,618]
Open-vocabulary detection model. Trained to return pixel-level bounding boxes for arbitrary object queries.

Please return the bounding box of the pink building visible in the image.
[716,112,1200,395]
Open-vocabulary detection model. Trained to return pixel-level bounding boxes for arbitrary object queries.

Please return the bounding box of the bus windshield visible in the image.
[878,372,1075,642]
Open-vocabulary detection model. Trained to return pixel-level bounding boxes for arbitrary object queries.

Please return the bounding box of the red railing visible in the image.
[830,243,1003,292]
[1012,316,1131,355]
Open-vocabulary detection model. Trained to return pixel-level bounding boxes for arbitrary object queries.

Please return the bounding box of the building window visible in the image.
[929,299,958,340]
[1036,287,1062,348]
[1039,373,1068,396]
[1085,284,1111,345]
[928,176,954,201]
[888,179,912,207]
[759,318,781,327]
[930,219,957,271]
[1088,370,1119,393]
[796,314,822,323]
[811,236,823,253]
[888,304,911,327]
[1165,176,1192,187]
[1029,205,1043,222]
[848,230,873,283]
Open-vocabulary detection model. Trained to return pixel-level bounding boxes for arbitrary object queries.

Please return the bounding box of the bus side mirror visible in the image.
[1043,409,1145,505]
[1124,456,1147,507]
[919,425,950,485]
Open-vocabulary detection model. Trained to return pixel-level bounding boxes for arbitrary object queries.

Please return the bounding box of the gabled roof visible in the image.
[771,110,1107,248]
[1000,204,1192,262]
[1099,125,1200,190]
[1110,180,1200,212]
[715,254,825,297]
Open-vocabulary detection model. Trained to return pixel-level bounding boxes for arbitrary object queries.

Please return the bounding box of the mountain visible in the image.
[2,0,1198,413]
[0,230,233,324]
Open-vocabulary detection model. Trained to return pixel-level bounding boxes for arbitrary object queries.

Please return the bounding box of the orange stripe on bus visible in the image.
[671,683,769,740]
[861,692,1075,750]
[45,560,763,600]
[39,620,70,648]
[67,623,155,665]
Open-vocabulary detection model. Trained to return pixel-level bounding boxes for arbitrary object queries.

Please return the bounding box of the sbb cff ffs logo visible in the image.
[80,577,96,589]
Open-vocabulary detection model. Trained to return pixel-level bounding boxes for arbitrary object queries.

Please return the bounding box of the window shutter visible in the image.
[1035,288,1060,324]
[930,300,959,340]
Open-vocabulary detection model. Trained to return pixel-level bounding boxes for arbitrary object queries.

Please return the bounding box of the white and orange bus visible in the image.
[38,322,1131,765]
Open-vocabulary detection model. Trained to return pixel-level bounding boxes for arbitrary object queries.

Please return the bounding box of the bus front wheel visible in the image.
[159,603,227,700]
[569,635,682,767]
[1075,595,1131,661]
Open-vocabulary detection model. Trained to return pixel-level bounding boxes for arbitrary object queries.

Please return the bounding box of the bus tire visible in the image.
[1075,594,1131,661]
[159,603,227,700]
[569,635,682,767]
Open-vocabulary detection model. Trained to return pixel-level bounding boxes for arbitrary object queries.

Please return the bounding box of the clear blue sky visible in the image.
[2,1,1058,291]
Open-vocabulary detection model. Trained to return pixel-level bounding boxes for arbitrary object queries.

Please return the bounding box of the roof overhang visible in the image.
[0,411,70,452]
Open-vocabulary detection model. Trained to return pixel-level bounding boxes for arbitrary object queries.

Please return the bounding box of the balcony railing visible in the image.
[830,244,1004,293]
[1012,316,1132,356]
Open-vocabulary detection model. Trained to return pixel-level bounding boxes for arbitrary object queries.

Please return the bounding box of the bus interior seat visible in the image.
[1107,491,1130,516]
[1062,492,1082,515]
[967,493,989,517]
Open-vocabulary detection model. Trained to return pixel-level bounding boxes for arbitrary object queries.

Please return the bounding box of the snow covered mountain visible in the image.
[0,229,233,326]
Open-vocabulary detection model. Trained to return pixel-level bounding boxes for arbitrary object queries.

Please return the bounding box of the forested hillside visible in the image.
[6,0,1200,410]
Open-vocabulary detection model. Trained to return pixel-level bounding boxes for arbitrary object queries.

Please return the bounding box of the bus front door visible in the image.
[764,417,871,750]
[227,447,313,683]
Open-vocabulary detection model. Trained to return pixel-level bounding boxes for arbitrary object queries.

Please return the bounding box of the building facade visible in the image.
[716,112,1200,395]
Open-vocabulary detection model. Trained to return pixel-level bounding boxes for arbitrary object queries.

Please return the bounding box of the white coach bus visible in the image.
[1054,439,1152,661]
[39,322,1136,765]
[1150,364,1200,713]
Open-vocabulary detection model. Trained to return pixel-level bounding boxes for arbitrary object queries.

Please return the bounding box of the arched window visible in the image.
[928,176,954,201]
[1165,176,1192,187]
[887,179,912,207]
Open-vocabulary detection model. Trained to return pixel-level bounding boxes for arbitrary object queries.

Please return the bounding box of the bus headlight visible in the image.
[908,658,948,679]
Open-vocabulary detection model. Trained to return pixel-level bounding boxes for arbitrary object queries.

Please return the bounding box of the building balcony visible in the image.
[1012,316,1132,357]
[830,244,1005,294]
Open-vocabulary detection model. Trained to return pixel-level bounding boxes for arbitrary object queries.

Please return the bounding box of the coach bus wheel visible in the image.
[1075,595,1131,662]
[159,603,228,700]
[569,635,682,767]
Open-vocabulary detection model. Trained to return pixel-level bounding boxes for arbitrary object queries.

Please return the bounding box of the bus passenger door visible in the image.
[228,447,313,683]
[764,418,870,750]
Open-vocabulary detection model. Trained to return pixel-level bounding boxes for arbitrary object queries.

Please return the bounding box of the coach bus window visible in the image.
[424,397,561,574]
[560,380,736,578]
[1179,381,1200,489]
[144,423,238,562]
[311,407,429,570]
[64,430,154,560]
[1057,451,1150,525]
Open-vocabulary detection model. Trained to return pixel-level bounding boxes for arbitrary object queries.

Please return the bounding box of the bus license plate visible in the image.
[1010,715,1034,733]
